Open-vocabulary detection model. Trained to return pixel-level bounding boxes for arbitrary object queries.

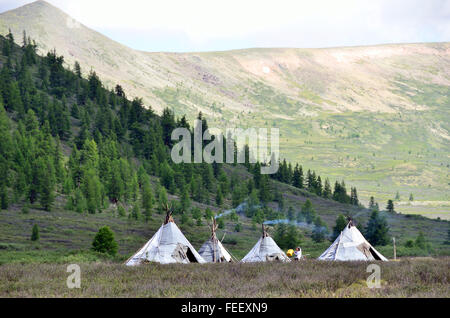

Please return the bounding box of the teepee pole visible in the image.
[393,237,396,260]
[212,217,217,263]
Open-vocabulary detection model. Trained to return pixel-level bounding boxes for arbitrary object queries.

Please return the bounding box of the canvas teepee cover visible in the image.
[126,208,205,266]
[198,218,234,263]
[318,220,388,261]
[241,225,291,263]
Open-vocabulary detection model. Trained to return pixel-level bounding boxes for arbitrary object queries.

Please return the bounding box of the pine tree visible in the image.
[31,224,39,241]
[258,174,272,203]
[292,164,304,188]
[204,208,214,220]
[332,214,347,239]
[386,199,395,213]
[415,232,426,249]
[141,178,153,221]
[350,187,359,206]
[365,210,390,246]
[301,199,315,224]
[323,178,332,198]
[217,217,225,229]
[232,185,243,208]
[117,205,126,218]
[287,206,295,221]
[0,184,8,210]
[192,207,203,226]
[130,204,140,220]
[180,186,190,212]
[74,61,82,78]
[215,187,223,206]
[39,160,55,211]
[160,161,175,194]
[157,186,168,214]
[274,224,302,250]
[92,226,118,256]
[315,176,323,196]
[107,162,123,203]
[369,196,376,209]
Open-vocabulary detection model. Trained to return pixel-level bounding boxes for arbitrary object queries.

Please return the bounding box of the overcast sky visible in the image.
[0,0,449,52]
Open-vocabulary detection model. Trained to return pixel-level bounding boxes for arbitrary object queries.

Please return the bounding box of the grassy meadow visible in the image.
[1,258,448,297]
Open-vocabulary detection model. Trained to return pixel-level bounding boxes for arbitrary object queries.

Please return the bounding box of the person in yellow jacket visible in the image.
[287,249,294,257]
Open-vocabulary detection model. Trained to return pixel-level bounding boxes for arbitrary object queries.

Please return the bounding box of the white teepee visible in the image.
[318,220,388,261]
[125,208,205,266]
[241,225,291,263]
[198,218,235,263]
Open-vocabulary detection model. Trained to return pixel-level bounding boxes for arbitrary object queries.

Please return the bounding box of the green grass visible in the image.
[0,258,448,297]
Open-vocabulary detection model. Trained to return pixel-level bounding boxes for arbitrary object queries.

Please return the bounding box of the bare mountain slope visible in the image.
[1,1,448,115]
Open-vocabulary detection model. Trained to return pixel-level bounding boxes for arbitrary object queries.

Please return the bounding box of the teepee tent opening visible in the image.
[241,224,291,263]
[318,219,388,261]
[125,205,205,266]
[198,218,236,263]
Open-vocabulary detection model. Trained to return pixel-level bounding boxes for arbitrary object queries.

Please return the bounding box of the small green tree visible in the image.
[117,205,126,217]
[287,206,295,221]
[40,165,54,211]
[31,224,39,241]
[21,205,30,214]
[234,223,242,232]
[217,217,225,229]
[274,224,302,250]
[0,184,8,210]
[129,204,140,220]
[415,231,426,249]
[92,226,118,256]
[365,210,390,246]
[157,186,168,214]
[386,200,395,213]
[286,224,302,248]
[204,208,214,220]
[369,196,376,209]
[180,187,190,212]
[181,212,193,225]
[404,239,414,248]
[409,193,414,201]
[215,187,223,206]
[332,214,347,239]
[192,207,203,226]
[301,199,315,224]
[229,210,239,222]
[141,179,153,221]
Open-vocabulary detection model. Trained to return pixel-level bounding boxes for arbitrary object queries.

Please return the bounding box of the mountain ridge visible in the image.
[1,1,448,114]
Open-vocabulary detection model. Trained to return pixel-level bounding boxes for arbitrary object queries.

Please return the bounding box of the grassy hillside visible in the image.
[1,167,449,265]
[0,1,449,219]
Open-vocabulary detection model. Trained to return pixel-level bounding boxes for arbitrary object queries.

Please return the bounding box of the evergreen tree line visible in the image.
[0,32,254,224]
[246,157,360,206]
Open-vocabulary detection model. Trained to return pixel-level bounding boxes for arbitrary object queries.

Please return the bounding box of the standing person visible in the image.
[294,247,302,261]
